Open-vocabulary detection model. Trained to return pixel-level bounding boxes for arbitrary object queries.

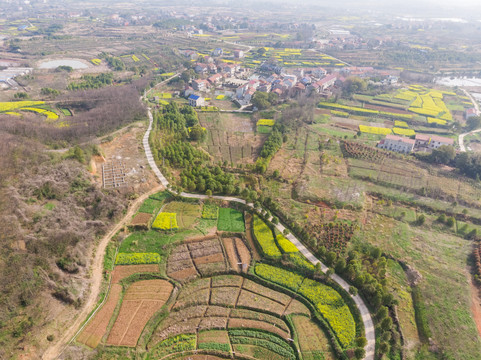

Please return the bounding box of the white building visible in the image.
[378,134,415,153]
[188,94,205,107]
[415,134,454,149]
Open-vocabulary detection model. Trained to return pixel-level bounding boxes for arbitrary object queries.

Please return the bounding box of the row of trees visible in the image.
[255,128,284,173]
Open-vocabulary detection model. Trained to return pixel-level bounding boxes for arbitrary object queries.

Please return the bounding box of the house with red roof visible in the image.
[378,135,415,153]
[415,134,454,150]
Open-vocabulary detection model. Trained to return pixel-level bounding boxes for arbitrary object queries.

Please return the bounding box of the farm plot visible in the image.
[198,330,231,353]
[199,112,263,164]
[202,203,219,219]
[138,198,163,215]
[107,279,173,347]
[255,263,357,348]
[222,237,251,272]
[130,212,152,228]
[119,230,176,256]
[348,157,427,190]
[77,284,122,348]
[148,334,197,358]
[217,208,245,232]
[167,238,227,282]
[162,201,201,229]
[292,315,335,360]
[151,276,298,347]
[229,329,296,360]
[252,215,281,258]
[111,264,159,284]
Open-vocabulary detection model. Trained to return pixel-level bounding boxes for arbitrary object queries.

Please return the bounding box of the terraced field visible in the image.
[77,200,364,359]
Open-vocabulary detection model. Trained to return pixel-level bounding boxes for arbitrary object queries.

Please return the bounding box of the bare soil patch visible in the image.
[97,122,158,193]
[130,212,152,227]
[244,214,261,260]
[234,238,251,273]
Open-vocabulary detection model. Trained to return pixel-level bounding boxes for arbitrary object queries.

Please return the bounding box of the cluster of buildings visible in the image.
[183,52,348,106]
[378,134,455,154]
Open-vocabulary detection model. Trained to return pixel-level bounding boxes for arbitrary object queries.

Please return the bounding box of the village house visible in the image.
[207,73,223,85]
[466,108,478,120]
[234,49,244,59]
[182,50,198,61]
[312,67,327,78]
[192,79,210,91]
[378,135,415,153]
[188,94,205,107]
[207,63,218,73]
[184,86,195,97]
[194,63,209,74]
[212,48,223,57]
[415,134,454,150]
[316,74,337,91]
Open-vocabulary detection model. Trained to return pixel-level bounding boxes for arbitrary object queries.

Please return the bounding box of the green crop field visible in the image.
[217,208,245,232]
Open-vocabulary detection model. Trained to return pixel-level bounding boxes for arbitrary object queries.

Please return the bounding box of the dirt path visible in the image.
[41,184,162,360]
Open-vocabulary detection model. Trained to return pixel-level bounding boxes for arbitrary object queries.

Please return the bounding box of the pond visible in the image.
[435,77,481,87]
[38,59,89,69]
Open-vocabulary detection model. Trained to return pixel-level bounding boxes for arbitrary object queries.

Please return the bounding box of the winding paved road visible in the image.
[143,105,376,359]
[458,89,481,152]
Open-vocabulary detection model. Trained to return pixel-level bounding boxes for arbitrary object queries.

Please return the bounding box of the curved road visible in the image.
[143,107,375,359]
[458,89,480,152]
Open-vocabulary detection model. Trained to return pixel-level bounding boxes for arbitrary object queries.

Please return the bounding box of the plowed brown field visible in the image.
[106,279,173,347]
